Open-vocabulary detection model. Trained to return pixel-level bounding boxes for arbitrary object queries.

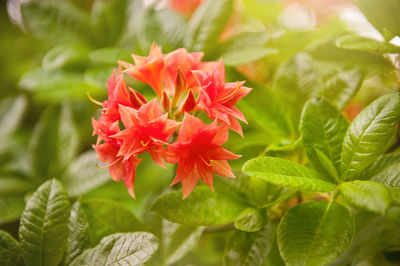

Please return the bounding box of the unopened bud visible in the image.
[161,90,171,112]
[179,89,196,113]
[129,88,147,109]
[172,68,186,107]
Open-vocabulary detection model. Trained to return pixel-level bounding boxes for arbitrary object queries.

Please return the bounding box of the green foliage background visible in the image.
[1,0,400,265]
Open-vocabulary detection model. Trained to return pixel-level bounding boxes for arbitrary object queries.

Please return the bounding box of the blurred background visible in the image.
[1,0,400,265]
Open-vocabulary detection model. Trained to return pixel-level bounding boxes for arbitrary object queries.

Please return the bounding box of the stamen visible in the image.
[87,92,102,106]
[199,154,213,167]
[141,139,151,147]
[218,81,240,102]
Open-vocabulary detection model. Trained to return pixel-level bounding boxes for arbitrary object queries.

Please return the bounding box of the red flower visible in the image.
[112,99,180,167]
[164,114,240,199]
[170,0,204,18]
[93,141,142,198]
[195,59,252,136]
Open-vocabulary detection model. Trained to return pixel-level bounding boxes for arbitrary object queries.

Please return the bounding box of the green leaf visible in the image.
[91,0,127,46]
[184,0,233,53]
[0,195,25,224]
[371,162,400,187]
[340,93,400,180]
[60,151,110,197]
[224,224,273,266]
[19,179,70,266]
[0,176,34,195]
[30,104,79,179]
[0,96,27,144]
[300,96,349,179]
[151,187,249,226]
[318,68,364,110]
[42,44,88,71]
[70,232,159,266]
[80,199,143,244]
[357,152,400,179]
[0,230,21,266]
[65,201,91,265]
[336,35,400,54]
[162,220,204,265]
[339,180,391,215]
[278,201,354,266]
[353,0,400,41]
[242,157,337,192]
[89,47,131,65]
[234,208,264,233]
[21,0,91,45]
[272,53,323,108]
[156,9,188,48]
[222,47,278,66]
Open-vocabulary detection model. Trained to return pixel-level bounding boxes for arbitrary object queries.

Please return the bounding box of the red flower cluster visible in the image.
[92,44,251,199]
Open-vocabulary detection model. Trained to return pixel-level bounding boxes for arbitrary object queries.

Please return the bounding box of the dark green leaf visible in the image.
[162,220,204,265]
[80,199,143,244]
[234,208,264,233]
[89,47,131,65]
[60,151,110,197]
[300,96,349,179]
[184,0,233,53]
[0,195,25,225]
[224,224,273,266]
[19,179,70,266]
[91,0,127,46]
[223,48,278,66]
[336,35,400,54]
[243,157,337,192]
[0,176,34,195]
[42,44,88,71]
[339,180,391,215]
[340,93,400,180]
[0,230,21,266]
[353,0,400,41]
[151,187,249,226]
[70,232,159,266]
[65,201,91,265]
[278,201,354,266]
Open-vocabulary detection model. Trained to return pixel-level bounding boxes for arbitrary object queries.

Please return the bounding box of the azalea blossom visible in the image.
[92,44,250,199]
[164,114,240,198]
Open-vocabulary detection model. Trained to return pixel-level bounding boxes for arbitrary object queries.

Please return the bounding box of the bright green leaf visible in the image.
[151,187,249,226]
[223,47,278,66]
[163,220,204,265]
[0,230,21,266]
[278,201,354,266]
[272,53,323,108]
[156,9,188,48]
[0,96,27,144]
[0,176,34,195]
[339,180,390,215]
[242,157,337,192]
[184,0,233,53]
[21,0,91,45]
[224,224,273,266]
[70,232,159,266]
[371,162,400,187]
[357,152,400,179]
[65,201,91,265]
[353,0,400,41]
[340,93,400,180]
[336,35,400,54]
[19,179,70,266]
[300,96,349,179]
[60,151,110,197]
[234,208,264,233]
[318,68,364,110]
